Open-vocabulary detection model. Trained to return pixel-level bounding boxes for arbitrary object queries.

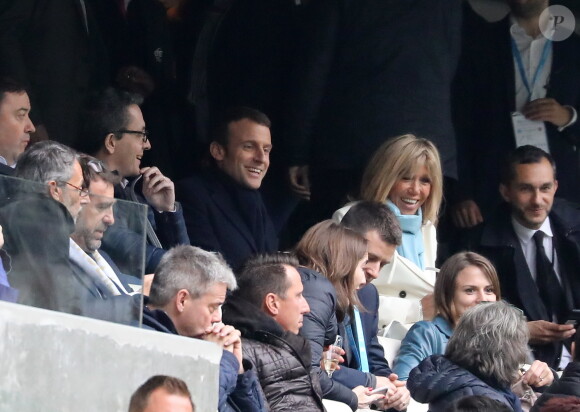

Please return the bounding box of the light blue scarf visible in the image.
[387,200,425,270]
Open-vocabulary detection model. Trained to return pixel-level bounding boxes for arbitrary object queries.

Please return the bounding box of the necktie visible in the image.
[533,231,567,322]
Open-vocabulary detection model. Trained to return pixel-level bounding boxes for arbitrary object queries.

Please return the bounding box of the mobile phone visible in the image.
[370,385,390,395]
[565,309,580,326]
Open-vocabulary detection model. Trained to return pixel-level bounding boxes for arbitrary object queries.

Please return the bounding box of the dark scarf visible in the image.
[214,168,270,251]
[480,374,524,412]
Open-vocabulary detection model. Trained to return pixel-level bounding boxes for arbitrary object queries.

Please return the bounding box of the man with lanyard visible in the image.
[451,0,580,230]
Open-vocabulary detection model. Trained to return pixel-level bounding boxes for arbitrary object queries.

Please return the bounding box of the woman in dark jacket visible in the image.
[294,220,381,410]
[408,301,532,412]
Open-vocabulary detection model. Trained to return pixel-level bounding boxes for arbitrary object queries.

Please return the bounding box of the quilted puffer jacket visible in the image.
[223,295,325,412]
[407,355,522,412]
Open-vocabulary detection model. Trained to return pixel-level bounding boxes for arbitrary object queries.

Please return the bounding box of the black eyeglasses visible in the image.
[60,181,90,197]
[114,129,149,143]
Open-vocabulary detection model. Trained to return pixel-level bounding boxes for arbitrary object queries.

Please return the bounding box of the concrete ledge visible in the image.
[0,301,221,411]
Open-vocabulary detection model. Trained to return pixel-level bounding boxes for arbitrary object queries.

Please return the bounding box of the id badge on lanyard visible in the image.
[511,37,552,152]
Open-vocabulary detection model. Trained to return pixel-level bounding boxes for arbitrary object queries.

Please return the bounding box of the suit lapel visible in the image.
[546,39,567,101]
[70,260,103,298]
[510,236,549,321]
[498,17,517,112]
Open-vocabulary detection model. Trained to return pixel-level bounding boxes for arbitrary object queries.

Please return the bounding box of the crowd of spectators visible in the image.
[1,0,580,411]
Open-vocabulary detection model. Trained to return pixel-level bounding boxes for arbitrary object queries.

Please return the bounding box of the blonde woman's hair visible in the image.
[294,220,367,321]
[359,134,443,224]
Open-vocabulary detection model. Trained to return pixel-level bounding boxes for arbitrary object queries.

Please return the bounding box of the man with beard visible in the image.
[452,0,580,229]
[470,146,580,370]
[69,156,140,299]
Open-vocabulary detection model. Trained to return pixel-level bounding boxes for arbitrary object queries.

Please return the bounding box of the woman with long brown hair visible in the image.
[294,220,411,410]
[294,220,383,410]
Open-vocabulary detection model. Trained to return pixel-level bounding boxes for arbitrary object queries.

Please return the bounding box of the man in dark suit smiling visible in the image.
[177,107,277,270]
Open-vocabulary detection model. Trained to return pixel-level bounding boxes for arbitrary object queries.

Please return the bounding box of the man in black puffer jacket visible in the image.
[222,253,325,411]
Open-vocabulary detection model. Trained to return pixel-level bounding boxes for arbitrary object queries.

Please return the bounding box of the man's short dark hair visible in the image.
[212,106,271,147]
[129,375,195,412]
[0,77,27,104]
[341,201,402,246]
[235,253,300,308]
[444,395,512,412]
[500,145,556,186]
[78,87,143,156]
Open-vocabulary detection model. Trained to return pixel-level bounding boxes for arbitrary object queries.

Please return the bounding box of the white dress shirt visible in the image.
[511,216,571,368]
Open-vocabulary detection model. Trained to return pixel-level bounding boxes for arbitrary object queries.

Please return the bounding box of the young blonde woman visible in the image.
[334,134,443,325]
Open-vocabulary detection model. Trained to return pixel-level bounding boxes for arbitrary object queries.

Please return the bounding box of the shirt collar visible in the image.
[512,215,553,244]
[0,156,15,168]
[509,15,543,41]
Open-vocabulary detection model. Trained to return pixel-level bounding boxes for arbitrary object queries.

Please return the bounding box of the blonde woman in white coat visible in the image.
[334,134,443,327]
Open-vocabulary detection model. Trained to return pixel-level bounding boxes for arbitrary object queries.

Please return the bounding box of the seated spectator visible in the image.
[70,155,138,298]
[393,252,500,380]
[79,87,189,274]
[469,145,579,368]
[444,395,512,412]
[295,220,402,410]
[339,201,412,405]
[177,107,277,270]
[221,253,325,411]
[142,245,266,412]
[408,301,541,412]
[531,331,580,411]
[1,141,89,313]
[334,135,443,325]
[0,77,35,175]
[129,375,195,412]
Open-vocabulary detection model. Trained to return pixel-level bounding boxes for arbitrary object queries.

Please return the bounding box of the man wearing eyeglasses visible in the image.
[78,87,189,274]
[0,141,90,314]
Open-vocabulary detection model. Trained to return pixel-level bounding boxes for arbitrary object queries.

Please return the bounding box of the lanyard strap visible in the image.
[511,37,552,101]
[353,306,369,373]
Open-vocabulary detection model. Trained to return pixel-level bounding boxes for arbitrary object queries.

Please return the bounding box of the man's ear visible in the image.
[554,179,559,193]
[103,133,118,155]
[263,293,279,316]
[209,142,226,162]
[499,183,510,203]
[174,289,189,313]
[47,180,61,202]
